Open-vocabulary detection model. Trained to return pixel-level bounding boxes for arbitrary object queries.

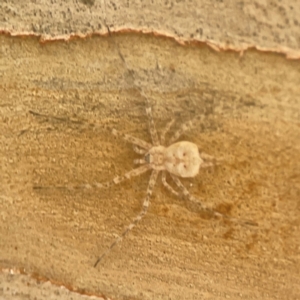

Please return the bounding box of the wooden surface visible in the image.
[0,1,300,300]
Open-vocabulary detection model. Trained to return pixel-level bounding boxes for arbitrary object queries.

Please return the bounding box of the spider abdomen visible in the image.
[164,141,203,178]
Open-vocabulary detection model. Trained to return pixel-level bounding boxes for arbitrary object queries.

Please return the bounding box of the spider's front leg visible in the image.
[133,145,147,155]
[112,128,152,150]
[33,164,151,190]
[145,105,160,146]
[94,169,159,267]
[160,119,175,146]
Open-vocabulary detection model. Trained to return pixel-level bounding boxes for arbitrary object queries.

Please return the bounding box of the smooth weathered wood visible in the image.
[0,1,300,299]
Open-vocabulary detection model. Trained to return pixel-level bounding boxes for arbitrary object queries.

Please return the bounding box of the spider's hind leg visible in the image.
[170,174,258,227]
[161,171,179,197]
[168,115,204,145]
[200,151,223,169]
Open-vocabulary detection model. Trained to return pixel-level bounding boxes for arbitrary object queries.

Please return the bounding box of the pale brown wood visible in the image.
[0,2,300,299]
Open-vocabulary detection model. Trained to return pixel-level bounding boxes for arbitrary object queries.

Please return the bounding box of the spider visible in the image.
[84,104,256,267]
[32,104,257,267]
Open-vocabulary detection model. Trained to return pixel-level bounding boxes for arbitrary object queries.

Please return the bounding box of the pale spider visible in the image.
[92,109,211,267]
[32,105,256,267]
[30,106,257,267]
[86,105,256,267]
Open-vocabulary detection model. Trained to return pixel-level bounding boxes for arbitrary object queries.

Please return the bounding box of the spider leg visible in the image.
[170,174,222,217]
[94,169,159,267]
[170,174,258,227]
[201,162,215,168]
[160,119,175,146]
[33,164,151,190]
[134,158,146,165]
[199,151,223,168]
[105,24,158,148]
[200,152,223,168]
[145,106,160,146]
[168,115,203,145]
[112,128,152,150]
[200,152,216,161]
[133,145,147,155]
[133,146,147,165]
[161,171,179,197]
